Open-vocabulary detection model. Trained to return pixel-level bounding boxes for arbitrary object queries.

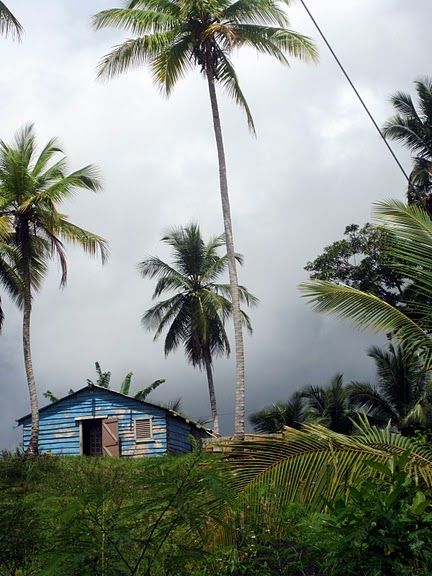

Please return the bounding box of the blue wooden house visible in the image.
[17,384,213,457]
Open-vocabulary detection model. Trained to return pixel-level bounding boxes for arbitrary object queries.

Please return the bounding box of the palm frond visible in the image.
[0,215,12,240]
[235,23,318,63]
[383,79,432,159]
[151,36,194,95]
[127,0,180,16]
[96,32,176,80]
[347,381,398,422]
[374,200,432,280]
[138,257,190,297]
[142,293,185,335]
[56,219,108,265]
[21,165,102,213]
[415,77,432,122]
[216,52,255,133]
[249,392,308,433]
[0,244,23,309]
[224,0,291,27]
[92,8,175,35]
[300,280,432,365]
[31,137,63,178]
[0,1,23,40]
[163,298,191,355]
[213,283,258,307]
[225,419,432,520]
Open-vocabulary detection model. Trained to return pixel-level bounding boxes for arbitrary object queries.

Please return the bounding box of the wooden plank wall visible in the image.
[166,415,209,454]
[21,388,168,457]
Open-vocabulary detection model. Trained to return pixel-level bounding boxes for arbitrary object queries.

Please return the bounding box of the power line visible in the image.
[299,0,410,183]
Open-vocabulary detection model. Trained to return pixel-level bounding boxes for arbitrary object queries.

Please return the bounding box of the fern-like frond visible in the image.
[223,420,432,523]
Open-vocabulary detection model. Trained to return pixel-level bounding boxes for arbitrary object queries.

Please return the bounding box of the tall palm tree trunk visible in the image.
[204,349,220,436]
[207,70,246,437]
[21,228,39,454]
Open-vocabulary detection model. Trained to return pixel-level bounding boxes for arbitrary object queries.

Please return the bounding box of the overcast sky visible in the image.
[1,0,430,447]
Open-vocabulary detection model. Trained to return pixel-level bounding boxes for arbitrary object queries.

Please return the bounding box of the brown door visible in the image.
[102,418,120,457]
[82,419,103,456]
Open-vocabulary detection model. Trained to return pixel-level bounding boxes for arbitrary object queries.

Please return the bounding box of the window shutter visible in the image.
[102,418,120,457]
[135,418,152,441]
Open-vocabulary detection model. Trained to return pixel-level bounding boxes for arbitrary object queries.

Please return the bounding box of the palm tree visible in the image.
[139,223,257,435]
[249,391,308,433]
[301,200,432,369]
[250,374,356,434]
[93,0,317,436]
[348,343,432,435]
[383,78,432,215]
[0,2,22,39]
[301,373,355,434]
[0,124,108,453]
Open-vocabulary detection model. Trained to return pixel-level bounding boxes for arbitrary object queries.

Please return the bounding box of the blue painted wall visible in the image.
[167,415,208,454]
[19,386,209,457]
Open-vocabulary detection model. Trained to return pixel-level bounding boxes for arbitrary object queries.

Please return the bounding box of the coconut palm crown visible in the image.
[92,0,317,130]
[383,78,432,214]
[348,343,432,435]
[0,124,108,453]
[93,0,317,436]
[249,391,308,433]
[139,224,257,434]
[301,373,356,434]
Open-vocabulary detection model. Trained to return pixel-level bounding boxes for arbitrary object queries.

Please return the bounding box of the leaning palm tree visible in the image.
[139,224,257,434]
[0,124,108,453]
[0,2,23,39]
[383,78,432,214]
[348,343,432,435]
[301,200,432,369]
[93,0,317,436]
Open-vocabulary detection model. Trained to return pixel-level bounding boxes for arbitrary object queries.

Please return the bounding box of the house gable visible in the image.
[19,386,168,457]
[18,385,213,457]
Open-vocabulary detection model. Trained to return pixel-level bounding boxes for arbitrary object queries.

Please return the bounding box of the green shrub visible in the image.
[320,453,432,576]
[0,452,229,576]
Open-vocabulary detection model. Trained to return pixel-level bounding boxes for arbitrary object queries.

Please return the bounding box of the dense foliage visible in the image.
[250,342,432,436]
[0,451,230,576]
[305,223,404,307]
[2,434,432,575]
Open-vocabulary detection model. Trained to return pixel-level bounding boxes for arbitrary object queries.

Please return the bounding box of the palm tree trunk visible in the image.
[22,228,39,454]
[204,350,220,436]
[206,70,246,437]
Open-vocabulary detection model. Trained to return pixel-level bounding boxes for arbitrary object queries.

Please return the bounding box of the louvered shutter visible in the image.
[135,418,152,441]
